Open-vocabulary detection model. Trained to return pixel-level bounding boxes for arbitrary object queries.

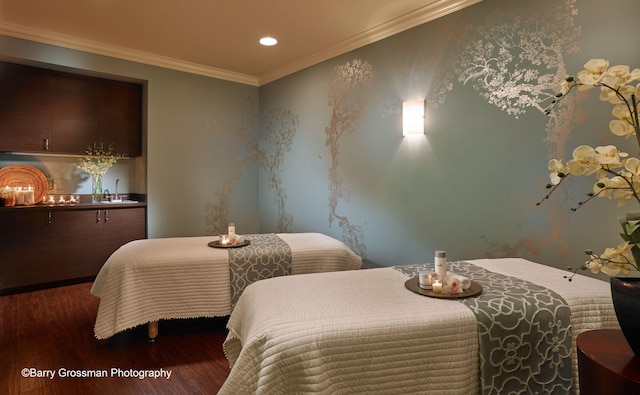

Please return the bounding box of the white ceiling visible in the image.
[0,0,480,86]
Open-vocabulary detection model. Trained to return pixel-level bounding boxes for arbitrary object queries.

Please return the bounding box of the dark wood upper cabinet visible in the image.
[0,62,52,152]
[51,72,99,154]
[98,79,143,157]
[0,61,143,156]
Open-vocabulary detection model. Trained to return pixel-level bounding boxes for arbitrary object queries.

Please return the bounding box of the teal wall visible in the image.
[257,0,640,273]
[2,0,639,276]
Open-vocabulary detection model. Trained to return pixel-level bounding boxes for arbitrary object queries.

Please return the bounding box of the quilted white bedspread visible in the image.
[220,258,619,395]
[90,233,362,339]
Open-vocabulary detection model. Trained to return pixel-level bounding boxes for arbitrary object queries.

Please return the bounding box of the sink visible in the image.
[103,199,138,204]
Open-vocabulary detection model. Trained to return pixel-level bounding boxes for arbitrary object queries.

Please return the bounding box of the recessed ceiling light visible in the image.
[259,37,278,46]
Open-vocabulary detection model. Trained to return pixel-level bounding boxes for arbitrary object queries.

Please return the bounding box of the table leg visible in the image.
[148,320,159,343]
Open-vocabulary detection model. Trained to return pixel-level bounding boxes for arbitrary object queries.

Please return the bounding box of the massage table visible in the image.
[220,258,619,395]
[90,233,362,340]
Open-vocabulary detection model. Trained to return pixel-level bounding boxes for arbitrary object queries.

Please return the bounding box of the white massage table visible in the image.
[90,233,362,340]
[220,258,619,395]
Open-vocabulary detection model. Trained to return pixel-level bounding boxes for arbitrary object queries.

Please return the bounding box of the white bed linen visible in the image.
[220,258,619,395]
[90,233,362,339]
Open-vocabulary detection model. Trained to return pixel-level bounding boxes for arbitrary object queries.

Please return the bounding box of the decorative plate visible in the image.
[404,276,482,299]
[0,164,49,203]
[208,239,251,248]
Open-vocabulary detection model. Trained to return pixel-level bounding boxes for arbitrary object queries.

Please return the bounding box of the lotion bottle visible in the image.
[435,250,447,280]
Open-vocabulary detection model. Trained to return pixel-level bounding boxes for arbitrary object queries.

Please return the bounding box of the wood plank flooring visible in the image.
[0,282,230,395]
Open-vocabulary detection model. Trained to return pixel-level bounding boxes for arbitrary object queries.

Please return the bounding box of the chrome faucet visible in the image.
[115,179,120,200]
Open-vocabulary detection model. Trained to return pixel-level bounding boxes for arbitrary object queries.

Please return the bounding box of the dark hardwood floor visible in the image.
[0,282,231,395]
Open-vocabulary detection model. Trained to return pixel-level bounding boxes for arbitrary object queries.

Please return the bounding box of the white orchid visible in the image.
[539,59,640,278]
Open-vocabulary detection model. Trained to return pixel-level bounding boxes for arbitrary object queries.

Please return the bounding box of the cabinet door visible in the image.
[53,209,102,280]
[98,80,142,157]
[0,62,51,153]
[0,210,54,291]
[102,207,146,261]
[51,72,98,154]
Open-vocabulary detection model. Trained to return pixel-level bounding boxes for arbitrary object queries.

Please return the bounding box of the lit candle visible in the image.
[24,185,34,205]
[432,280,443,293]
[220,235,229,245]
[15,187,24,205]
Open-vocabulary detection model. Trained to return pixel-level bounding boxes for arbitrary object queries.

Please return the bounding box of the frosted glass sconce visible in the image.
[402,100,425,136]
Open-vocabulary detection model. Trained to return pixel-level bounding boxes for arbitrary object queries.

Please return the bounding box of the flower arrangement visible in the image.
[539,59,640,279]
[75,145,122,178]
[75,145,122,202]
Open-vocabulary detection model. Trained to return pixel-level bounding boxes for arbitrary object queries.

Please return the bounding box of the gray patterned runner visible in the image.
[394,261,572,395]
[228,233,292,306]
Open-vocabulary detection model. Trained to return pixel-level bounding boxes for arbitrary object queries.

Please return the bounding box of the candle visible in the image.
[220,235,229,245]
[24,186,34,205]
[418,271,434,289]
[432,280,443,293]
[15,187,24,205]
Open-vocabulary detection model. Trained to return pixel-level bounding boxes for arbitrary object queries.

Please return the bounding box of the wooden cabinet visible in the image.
[0,205,146,294]
[0,61,143,156]
[98,79,143,157]
[51,72,99,154]
[0,62,52,153]
[0,209,54,290]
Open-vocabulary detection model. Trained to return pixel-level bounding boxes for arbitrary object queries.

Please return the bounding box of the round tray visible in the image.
[404,276,482,299]
[0,164,49,204]
[208,239,251,248]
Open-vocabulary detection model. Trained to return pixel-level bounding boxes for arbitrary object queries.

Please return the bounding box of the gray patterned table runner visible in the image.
[228,233,292,306]
[394,261,572,395]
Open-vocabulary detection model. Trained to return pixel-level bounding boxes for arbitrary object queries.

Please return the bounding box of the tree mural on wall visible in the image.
[260,107,297,232]
[325,59,374,256]
[205,94,259,235]
[433,0,582,258]
[204,95,297,235]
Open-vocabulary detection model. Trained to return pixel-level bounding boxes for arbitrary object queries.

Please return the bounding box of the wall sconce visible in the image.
[402,100,425,136]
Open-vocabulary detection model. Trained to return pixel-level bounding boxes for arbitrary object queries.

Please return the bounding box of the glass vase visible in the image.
[92,175,103,204]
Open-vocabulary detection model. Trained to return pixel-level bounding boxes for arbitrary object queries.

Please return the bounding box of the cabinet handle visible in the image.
[43,138,49,150]
[96,210,101,223]
[104,210,109,222]
[47,211,53,224]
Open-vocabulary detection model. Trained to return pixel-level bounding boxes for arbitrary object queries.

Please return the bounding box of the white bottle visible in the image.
[435,250,447,280]
[228,223,236,244]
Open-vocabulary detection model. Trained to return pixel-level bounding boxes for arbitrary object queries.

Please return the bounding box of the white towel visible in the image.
[446,271,471,290]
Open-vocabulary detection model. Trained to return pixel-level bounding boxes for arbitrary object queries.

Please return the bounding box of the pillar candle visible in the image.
[15,187,24,205]
[24,186,34,205]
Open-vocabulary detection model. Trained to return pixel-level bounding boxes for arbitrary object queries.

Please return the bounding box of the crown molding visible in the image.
[0,0,480,87]
[257,0,482,85]
[0,22,260,86]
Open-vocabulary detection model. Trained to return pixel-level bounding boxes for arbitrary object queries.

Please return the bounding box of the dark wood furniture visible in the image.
[0,204,146,295]
[0,61,143,156]
[577,328,640,394]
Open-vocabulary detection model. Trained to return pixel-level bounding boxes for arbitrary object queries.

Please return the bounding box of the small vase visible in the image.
[610,277,640,355]
[92,175,103,204]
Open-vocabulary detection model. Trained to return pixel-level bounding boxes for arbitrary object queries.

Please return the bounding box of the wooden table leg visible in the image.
[148,320,159,343]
